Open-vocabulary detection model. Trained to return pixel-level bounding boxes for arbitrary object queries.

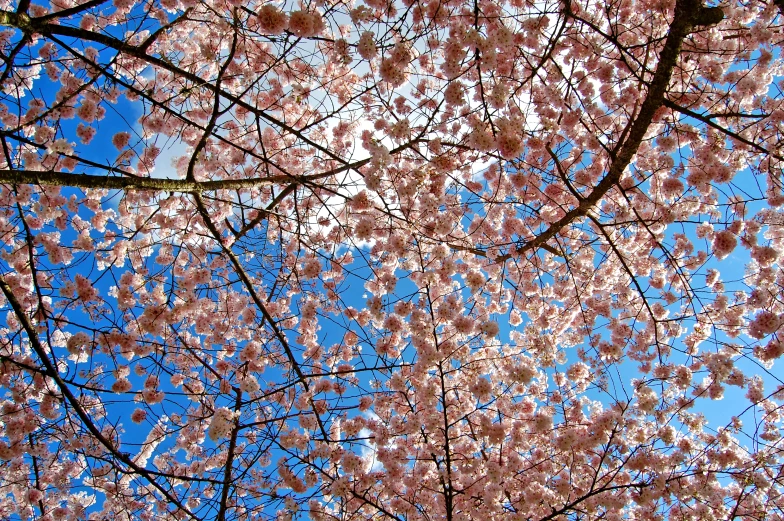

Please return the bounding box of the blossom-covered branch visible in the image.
[0,0,782,517]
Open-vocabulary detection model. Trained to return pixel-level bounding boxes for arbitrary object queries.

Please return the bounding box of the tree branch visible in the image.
[662,99,784,161]
[0,169,292,192]
[496,0,721,263]
[0,276,198,520]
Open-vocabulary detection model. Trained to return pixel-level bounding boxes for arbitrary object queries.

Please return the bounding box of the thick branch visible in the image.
[36,0,112,22]
[0,277,197,520]
[217,391,243,521]
[662,100,784,161]
[0,169,292,192]
[497,0,722,263]
[192,194,310,388]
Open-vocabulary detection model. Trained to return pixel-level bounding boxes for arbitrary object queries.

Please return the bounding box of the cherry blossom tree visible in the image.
[0,0,782,517]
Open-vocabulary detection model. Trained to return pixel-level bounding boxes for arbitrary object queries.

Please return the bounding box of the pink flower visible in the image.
[240,375,260,394]
[357,31,377,60]
[46,138,73,155]
[566,362,590,384]
[112,131,131,150]
[76,123,96,144]
[465,270,485,291]
[131,408,147,423]
[444,81,465,106]
[496,131,523,159]
[111,378,132,394]
[712,230,737,259]
[469,127,494,152]
[757,340,784,362]
[752,245,778,267]
[509,359,536,384]
[749,310,781,339]
[257,4,288,34]
[746,377,764,403]
[302,258,321,279]
[26,489,43,504]
[142,389,165,404]
[533,412,553,433]
[208,407,237,441]
[453,315,475,335]
[66,331,90,355]
[489,82,508,109]
[359,395,373,411]
[480,320,499,337]
[288,10,323,38]
[353,216,375,240]
[113,0,135,10]
[661,177,684,198]
[470,377,492,401]
[239,342,261,362]
[80,14,96,30]
[379,58,407,86]
[77,100,98,123]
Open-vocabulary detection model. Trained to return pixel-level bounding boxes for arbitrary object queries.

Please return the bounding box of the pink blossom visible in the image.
[26,489,43,504]
[240,375,260,394]
[288,10,323,38]
[533,412,553,433]
[480,320,499,337]
[749,310,781,338]
[496,131,523,160]
[46,138,73,155]
[661,177,684,198]
[746,376,765,402]
[208,407,237,441]
[142,389,165,404]
[76,123,96,144]
[470,377,492,401]
[257,4,288,34]
[453,315,475,335]
[131,408,147,423]
[353,216,375,240]
[111,378,132,394]
[4,3,784,519]
[113,0,135,10]
[112,131,131,150]
[444,81,465,106]
[77,100,98,123]
[566,362,590,384]
[469,127,494,151]
[357,31,377,60]
[379,58,407,86]
[712,230,737,259]
[302,258,321,278]
[464,271,485,291]
[752,245,778,267]
[80,14,96,30]
[66,331,90,354]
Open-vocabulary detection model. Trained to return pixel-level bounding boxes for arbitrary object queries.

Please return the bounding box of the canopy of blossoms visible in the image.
[0,0,782,518]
